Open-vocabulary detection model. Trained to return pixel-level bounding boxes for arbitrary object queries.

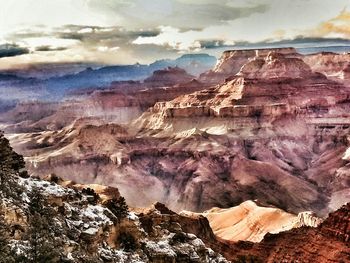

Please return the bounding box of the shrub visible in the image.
[0,131,26,173]
[117,232,137,252]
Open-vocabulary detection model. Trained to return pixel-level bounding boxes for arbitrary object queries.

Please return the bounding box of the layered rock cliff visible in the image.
[5,48,350,219]
[303,51,350,82]
[200,47,301,84]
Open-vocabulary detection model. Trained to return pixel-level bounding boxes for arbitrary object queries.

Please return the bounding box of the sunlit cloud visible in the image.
[0,0,348,68]
[19,37,79,52]
[309,9,350,38]
[97,46,120,52]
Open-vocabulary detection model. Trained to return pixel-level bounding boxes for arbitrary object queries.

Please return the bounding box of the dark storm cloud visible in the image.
[0,44,29,58]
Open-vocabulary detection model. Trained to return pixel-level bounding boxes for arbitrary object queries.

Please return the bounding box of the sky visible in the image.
[0,0,349,68]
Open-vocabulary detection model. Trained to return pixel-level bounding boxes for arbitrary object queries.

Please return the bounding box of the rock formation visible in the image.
[3,47,350,220]
[200,47,301,84]
[230,203,350,262]
[303,51,350,82]
[138,202,350,263]
[181,200,322,242]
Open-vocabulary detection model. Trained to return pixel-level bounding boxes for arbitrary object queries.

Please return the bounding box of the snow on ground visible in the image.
[18,177,74,197]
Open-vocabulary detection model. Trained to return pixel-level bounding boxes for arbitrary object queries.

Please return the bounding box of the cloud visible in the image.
[310,9,350,38]
[0,24,182,66]
[87,0,268,30]
[0,44,29,58]
[56,25,161,44]
[132,0,350,51]
[0,0,349,67]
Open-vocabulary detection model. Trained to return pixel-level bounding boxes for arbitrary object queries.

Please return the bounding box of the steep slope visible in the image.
[181,200,321,242]
[123,48,350,214]
[2,130,349,262]
[139,202,350,263]
[242,203,350,262]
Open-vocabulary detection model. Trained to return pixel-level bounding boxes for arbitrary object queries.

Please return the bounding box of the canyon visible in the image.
[1,47,350,261]
[5,48,349,215]
[0,131,348,262]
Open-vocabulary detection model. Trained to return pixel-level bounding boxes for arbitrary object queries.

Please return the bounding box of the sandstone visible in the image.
[181,200,322,243]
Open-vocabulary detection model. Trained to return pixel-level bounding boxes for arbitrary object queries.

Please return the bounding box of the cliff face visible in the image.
[320,202,350,242]
[248,203,350,263]
[151,49,344,120]
[200,47,301,84]
[181,200,322,243]
[99,49,349,215]
[303,52,350,81]
[5,48,350,220]
[0,68,205,134]
[2,130,349,262]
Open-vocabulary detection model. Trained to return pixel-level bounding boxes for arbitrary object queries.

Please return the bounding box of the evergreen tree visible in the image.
[25,188,63,263]
[0,131,25,200]
[0,131,25,174]
[82,187,100,205]
[0,131,62,262]
[105,196,129,221]
[0,210,15,263]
